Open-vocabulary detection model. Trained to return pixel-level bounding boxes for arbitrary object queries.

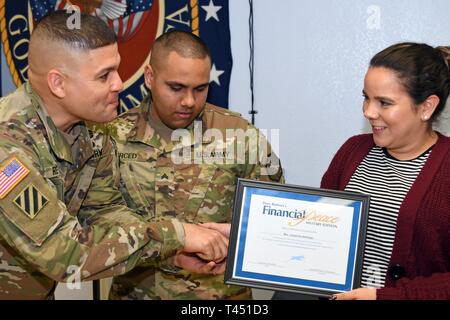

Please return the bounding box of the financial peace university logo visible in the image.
[0,0,205,112]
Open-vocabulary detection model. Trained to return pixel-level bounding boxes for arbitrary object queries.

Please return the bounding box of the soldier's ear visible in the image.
[144,64,154,90]
[47,69,66,98]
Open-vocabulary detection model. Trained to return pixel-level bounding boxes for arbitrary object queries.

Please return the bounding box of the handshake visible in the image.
[176,223,231,275]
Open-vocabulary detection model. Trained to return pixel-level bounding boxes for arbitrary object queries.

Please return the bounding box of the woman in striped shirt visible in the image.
[328,43,450,300]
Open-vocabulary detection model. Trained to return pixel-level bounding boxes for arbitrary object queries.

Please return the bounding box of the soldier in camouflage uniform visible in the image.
[108,31,284,300]
[0,12,228,300]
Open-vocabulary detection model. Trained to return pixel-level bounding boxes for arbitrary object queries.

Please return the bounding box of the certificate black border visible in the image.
[225,178,370,298]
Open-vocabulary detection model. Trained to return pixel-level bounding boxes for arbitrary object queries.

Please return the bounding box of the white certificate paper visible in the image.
[241,193,354,285]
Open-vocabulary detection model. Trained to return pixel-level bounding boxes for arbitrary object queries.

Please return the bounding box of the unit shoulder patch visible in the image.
[13,184,49,219]
[0,154,63,246]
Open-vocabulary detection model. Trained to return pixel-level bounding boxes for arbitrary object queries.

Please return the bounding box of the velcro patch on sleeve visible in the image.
[0,157,30,199]
[13,184,49,219]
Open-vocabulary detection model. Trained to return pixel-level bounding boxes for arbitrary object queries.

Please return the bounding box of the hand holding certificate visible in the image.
[225,179,370,298]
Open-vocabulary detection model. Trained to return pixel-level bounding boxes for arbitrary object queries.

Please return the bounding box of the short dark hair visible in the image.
[31,10,116,51]
[150,30,211,67]
[370,42,450,121]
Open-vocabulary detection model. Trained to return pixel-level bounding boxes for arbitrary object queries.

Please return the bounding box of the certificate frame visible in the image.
[224,178,370,298]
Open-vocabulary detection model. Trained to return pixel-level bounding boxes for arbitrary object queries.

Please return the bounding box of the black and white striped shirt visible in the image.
[345,146,432,288]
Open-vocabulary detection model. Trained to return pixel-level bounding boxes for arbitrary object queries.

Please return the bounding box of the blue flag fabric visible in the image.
[125,0,153,16]
[198,0,232,108]
[29,0,57,21]
[30,0,153,20]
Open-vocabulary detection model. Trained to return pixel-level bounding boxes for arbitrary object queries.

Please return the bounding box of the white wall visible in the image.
[229,0,450,188]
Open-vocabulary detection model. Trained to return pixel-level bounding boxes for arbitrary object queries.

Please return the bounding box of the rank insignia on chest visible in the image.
[13,184,49,219]
[0,157,30,199]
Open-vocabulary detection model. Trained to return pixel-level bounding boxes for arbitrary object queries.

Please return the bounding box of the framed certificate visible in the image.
[225,179,370,298]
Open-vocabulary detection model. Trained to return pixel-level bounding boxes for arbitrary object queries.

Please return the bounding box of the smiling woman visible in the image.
[361,67,438,160]
[362,43,449,160]
[321,43,450,300]
[274,42,450,301]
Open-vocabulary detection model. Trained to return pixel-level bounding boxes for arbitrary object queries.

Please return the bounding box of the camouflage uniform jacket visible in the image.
[108,97,284,299]
[0,84,185,299]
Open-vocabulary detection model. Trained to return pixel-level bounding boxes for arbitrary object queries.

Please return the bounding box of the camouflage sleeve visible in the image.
[243,124,285,183]
[0,129,184,283]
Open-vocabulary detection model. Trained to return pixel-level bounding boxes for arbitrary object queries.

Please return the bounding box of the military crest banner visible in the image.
[0,0,232,110]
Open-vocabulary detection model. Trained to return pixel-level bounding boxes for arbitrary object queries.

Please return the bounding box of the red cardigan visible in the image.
[321,133,450,300]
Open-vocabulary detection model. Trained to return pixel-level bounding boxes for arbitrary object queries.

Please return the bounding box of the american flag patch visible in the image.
[0,157,30,199]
